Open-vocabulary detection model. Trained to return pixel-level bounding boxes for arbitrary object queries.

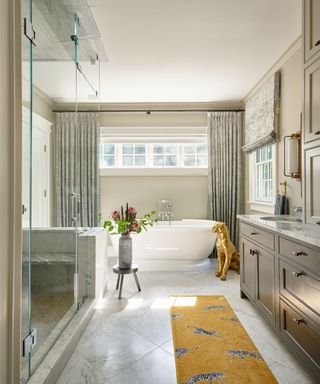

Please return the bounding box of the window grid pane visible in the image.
[255,144,273,201]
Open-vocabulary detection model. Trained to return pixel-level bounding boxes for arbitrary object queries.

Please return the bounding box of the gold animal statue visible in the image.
[212,222,240,281]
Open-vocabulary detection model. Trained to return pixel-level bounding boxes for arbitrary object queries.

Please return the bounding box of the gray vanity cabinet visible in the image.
[239,219,320,381]
[304,0,320,63]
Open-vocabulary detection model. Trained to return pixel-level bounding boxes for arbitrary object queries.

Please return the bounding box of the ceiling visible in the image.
[31,0,302,104]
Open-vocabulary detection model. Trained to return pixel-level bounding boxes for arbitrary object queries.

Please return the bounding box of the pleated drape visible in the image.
[55,112,100,227]
[207,111,243,245]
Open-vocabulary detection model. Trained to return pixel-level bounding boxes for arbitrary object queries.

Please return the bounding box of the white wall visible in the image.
[100,175,208,220]
[99,109,209,220]
[244,47,303,214]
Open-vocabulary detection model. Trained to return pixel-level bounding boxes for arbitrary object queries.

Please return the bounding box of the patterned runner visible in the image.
[170,295,278,384]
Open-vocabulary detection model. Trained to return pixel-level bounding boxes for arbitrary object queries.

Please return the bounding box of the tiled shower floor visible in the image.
[57,260,316,384]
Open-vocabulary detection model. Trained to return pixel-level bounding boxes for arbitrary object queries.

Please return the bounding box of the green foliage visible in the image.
[102,205,158,235]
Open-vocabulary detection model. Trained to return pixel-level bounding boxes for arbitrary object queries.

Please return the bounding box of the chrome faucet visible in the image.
[293,206,302,217]
[159,200,173,225]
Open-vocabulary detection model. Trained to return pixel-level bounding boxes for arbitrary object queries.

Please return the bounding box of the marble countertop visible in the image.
[237,214,320,249]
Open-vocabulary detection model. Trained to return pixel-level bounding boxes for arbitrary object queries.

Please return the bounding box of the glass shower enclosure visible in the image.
[20,0,104,382]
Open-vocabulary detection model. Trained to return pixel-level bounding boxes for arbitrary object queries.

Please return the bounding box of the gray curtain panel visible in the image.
[55,112,100,227]
[208,111,243,245]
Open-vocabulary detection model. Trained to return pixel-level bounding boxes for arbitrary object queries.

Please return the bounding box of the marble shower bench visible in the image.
[22,227,108,300]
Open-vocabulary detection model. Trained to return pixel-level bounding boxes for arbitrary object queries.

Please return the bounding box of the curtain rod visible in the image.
[52,109,244,113]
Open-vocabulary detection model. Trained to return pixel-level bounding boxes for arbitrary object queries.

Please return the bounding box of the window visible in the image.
[100,143,115,167]
[248,144,276,213]
[152,144,177,167]
[182,143,207,167]
[100,142,208,169]
[122,144,146,167]
[255,145,273,202]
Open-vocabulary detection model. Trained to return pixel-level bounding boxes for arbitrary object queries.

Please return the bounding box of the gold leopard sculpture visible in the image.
[212,222,240,281]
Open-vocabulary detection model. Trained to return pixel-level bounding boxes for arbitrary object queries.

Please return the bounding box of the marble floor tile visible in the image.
[107,347,176,384]
[159,339,174,356]
[57,259,317,384]
[73,321,157,379]
[56,354,108,384]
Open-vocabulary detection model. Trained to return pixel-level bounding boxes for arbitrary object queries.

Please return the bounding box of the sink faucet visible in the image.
[159,200,173,225]
[293,206,302,216]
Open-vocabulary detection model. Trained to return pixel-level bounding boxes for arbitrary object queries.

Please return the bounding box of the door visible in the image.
[305,146,320,225]
[304,0,320,62]
[304,58,320,143]
[240,237,256,301]
[256,248,275,324]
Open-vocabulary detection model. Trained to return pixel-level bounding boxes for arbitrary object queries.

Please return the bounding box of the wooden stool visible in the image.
[113,264,141,299]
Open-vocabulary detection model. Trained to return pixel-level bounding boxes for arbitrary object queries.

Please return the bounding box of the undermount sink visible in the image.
[260,216,302,223]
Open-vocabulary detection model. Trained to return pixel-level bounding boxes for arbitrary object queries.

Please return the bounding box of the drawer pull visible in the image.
[292,251,307,257]
[250,232,259,235]
[314,131,320,135]
[292,271,303,277]
[293,317,304,325]
[314,40,320,47]
[249,249,258,256]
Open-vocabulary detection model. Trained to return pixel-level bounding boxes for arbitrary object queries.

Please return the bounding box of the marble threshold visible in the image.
[28,298,95,384]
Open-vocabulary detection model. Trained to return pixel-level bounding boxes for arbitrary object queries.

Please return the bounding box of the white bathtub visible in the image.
[108,219,217,271]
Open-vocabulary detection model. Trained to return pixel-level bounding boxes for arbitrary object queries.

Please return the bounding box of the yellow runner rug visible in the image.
[170,295,278,384]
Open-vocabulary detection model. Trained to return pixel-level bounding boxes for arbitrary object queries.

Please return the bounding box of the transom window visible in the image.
[182,143,207,167]
[100,143,208,168]
[152,144,177,167]
[122,144,146,167]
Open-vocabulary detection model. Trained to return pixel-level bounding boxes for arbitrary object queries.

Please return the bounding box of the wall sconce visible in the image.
[284,131,301,179]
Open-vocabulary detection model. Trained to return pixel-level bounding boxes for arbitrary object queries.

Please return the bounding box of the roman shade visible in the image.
[243,71,280,153]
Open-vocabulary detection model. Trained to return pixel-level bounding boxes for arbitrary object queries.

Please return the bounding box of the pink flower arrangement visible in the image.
[103,203,157,235]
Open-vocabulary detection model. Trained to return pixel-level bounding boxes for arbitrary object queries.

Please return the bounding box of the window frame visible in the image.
[248,143,277,214]
[100,142,208,174]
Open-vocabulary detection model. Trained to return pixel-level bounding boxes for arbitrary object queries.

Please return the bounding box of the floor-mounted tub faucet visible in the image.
[159,200,173,225]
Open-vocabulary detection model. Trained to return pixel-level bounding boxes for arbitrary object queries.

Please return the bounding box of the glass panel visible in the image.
[197,156,207,167]
[21,0,103,379]
[197,144,206,155]
[166,156,177,166]
[184,144,195,154]
[123,156,134,166]
[123,144,134,154]
[153,155,164,166]
[165,144,176,154]
[134,144,145,154]
[102,144,114,155]
[134,156,146,166]
[184,156,195,167]
[21,0,32,380]
[153,144,164,154]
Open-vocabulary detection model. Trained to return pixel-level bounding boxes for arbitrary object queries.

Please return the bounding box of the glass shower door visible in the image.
[20,0,104,381]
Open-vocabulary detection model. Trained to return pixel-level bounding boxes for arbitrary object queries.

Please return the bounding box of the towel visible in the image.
[274,194,289,215]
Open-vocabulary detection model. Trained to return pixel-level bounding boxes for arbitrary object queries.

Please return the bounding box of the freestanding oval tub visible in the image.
[108,219,217,271]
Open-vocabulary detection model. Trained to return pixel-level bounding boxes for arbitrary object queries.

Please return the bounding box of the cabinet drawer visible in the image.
[280,299,320,372]
[279,236,320,274]
[240,222,274,250]
[280,259,320,320]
